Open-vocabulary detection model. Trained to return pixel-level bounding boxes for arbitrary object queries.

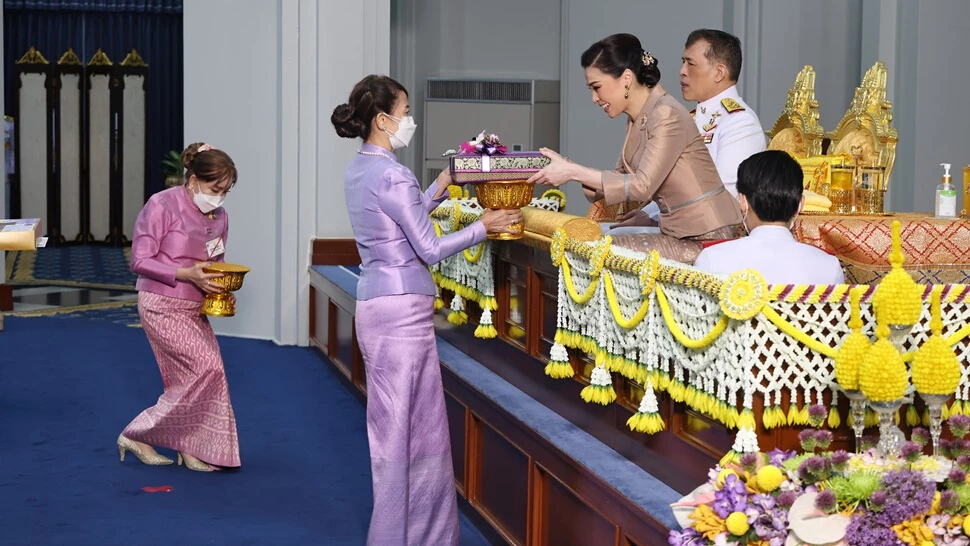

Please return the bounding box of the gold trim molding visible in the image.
[121,49,148,67]
[87,49,113,67]
[767,65,825,158]
[58,48,83,66]
[16,47,49,65]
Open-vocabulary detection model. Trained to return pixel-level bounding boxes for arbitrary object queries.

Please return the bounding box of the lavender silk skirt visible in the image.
[355,294,459,546]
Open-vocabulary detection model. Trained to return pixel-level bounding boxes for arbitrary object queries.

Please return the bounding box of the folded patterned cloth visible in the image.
[802,190,832,212]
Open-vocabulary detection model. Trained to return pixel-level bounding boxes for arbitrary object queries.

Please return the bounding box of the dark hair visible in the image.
[685,29,742,82]
[581,33,660,88]
[736,150,803,223]
[331,75,408,140]
[181,142,237,187]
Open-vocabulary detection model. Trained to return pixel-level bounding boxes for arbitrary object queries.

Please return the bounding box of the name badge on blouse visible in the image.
[206,236,225,258]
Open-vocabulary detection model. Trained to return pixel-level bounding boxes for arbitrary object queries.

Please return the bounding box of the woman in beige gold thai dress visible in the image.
[529,33,741,262]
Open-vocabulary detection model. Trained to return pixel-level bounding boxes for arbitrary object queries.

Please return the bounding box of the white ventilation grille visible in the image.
[427,79,533,103]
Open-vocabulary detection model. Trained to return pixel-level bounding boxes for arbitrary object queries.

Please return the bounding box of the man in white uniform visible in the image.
[611,29,765,231]
[693,150,845,285]
[681,29,765,197]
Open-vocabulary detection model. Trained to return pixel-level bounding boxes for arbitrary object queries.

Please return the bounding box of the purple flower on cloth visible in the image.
[813,429,833,450]
[745,494,786,545]
[941,438,955,459]
[900,441,922,462]
[768,448,796,467]
[740,452,759,473]
[941,490,961,514]
[954,438,970,458]
[957,455,970,471]
[830,450,851,469]
[869,490,886,511]
[845,512,905,546]
[815,489,837,513]
[712,473,748,518]
[912,427,931,447]
[667,528,703,546]
[777,490,798,508]
[948,414,970,439]
[948,467,967,485]
[927,513,970,545]
[808,404,828,426]
[875,468,936,525]
[799,429,818,451]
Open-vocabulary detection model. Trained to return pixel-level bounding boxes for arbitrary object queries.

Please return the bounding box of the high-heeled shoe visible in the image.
[117,434,174,465]
[178,452,216,472]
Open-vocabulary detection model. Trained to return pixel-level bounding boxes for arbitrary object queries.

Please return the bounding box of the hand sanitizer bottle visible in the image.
[936,163,957,219]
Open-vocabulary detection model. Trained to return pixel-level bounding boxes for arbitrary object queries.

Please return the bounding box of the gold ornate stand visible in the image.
[200,262,251,317]
[474,181,536,240]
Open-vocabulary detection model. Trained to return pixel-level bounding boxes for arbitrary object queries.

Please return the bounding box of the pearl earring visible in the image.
[624,85,629,99]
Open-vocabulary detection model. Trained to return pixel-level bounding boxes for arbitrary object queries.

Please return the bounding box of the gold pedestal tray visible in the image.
[199,262,251,317]
[474,180,535,240]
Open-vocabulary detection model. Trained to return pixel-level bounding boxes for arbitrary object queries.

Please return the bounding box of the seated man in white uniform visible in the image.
[693,150,845,285]
[609,29,765,234]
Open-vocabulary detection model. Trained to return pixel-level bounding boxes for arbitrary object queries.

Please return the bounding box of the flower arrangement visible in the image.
[459,130,508,156]
[913,286,961,396]
[670,415,970,546]
[871,220,923,328]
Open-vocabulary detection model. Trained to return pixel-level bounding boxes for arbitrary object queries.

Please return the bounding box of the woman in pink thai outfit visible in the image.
[117,142,240,472]
[332,75,521,545]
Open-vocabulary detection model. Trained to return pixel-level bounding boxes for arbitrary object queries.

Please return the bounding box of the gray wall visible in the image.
[392,0,970,215]
[391,0,562,179]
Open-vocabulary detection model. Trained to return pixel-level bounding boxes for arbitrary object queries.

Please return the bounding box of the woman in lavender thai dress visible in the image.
[332,75,521,545]
[116,142,241,472]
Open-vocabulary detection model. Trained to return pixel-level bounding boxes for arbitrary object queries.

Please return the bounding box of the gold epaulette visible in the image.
[690,109,696,117]
[722,98,745,113]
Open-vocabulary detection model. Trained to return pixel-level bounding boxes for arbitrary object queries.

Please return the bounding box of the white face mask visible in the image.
[383,113,417,149]
[194,180,225,213]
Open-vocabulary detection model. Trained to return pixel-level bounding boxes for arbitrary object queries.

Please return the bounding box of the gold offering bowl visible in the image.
[474,180,536,240]
[200,262,251,317]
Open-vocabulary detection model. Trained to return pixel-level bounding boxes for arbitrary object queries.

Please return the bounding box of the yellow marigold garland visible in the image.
[655,284,730,349]
[603,270,651,329]
[463,242,485,263]
[912,285,961,396]
[833,286,870,390]
[561,258,600,304]
[761,306,838,358]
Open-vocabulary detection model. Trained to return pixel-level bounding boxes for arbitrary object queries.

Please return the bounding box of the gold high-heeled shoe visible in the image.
[177,452,216,472]
[117,434,174,465]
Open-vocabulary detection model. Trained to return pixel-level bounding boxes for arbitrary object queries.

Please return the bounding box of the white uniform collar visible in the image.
[748,224,795,240]
[697,85,741,114]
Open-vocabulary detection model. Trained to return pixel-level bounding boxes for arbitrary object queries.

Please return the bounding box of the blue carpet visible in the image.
[6,247,136,288]
[0,316,492,545]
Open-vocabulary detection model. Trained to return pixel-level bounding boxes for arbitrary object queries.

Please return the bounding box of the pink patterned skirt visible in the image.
[122,291,241,467]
